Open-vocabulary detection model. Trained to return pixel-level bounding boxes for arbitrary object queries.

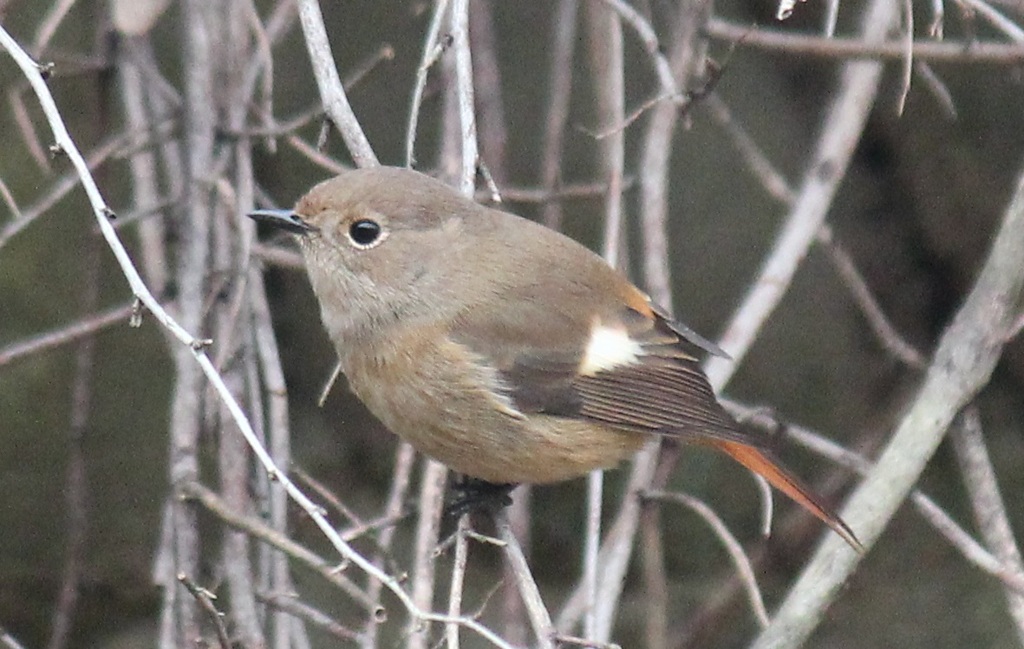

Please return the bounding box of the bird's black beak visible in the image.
[248,208,318,235]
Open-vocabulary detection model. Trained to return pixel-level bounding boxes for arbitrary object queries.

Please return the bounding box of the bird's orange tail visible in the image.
[713,440,864,552]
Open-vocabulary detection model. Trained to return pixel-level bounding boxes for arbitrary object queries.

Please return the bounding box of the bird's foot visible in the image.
[446,476,516,520]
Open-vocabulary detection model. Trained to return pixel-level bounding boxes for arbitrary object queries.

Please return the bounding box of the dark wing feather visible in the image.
[451,298,759,447]
[572,345,758,447]
[450,297,862,550]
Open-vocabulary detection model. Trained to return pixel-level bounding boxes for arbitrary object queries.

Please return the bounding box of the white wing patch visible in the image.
[579,321,643,375]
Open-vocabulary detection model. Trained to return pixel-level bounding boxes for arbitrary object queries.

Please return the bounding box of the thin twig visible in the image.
[584,1,625,640]
[0,175,23,219]
[258,591,365,644]
[46,231,100,649]
[409,461,448,649]
[178,574,232,649]
[702,93,795,205]
[552,634,622,649]
[8,83,51,170]
[446,516,472,649]
[913,494,1024,595]
[638,0,712,308]
[362,442,417,649]
[406,0,452,168]
[596,0,681,102]
[296,0,378,167]
[250,242,305,270]
[555,442,660,633]
[470,0,508,184]
[33,0,78,55]
[450,0,478,196]
[960,0,1024,42]
[0,120,175,251]
[639,500,667,649]
[0,302,134,367]
[823,0,840,37]
[705,18,1024,63]
[703,0,899,391]
[248,264,299,649]
[181,481,378,610]
[816,225,928,369]
[951,407,1024,641]
[496,512,556,649]
[930,0,945,37]
[500,487,532,645]
[538,0,578,229]
[914,61,957,119]
[644,490,770,628]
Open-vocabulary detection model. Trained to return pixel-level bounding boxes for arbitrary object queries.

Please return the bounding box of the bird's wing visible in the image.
[448,289,752,446]
[449,292,862,551]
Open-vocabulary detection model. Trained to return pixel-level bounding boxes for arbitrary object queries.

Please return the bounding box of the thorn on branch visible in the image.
[130,298,145,327]
[317,117,332,152]
[48,142,65,157]
[190,338,213,351]
[102,206,116,221]
[38,61,54,79]
[178,573,231,649]
[478,160,502,203]
[1008,311,1024,340]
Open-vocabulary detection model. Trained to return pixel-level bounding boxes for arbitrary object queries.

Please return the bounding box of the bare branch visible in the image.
[446,517,472,649]
[46,233,100,649]
[258,591,365,644]
[496,512,556,649]
[450,0,478,196]
[0,302,134,367]
[178,574,232,649]
[538,0,578,229]
[362,443,417,649]
[296,0,378,167]
[702,93,795,205]
[752,142,1024,648]
[583,2,625,640]
[644,490,770,629]
[0,626,27,649]
[406,0,452,168]
[816,225,928,369]
[704,0,899,391]
[726,400,1024,596]
[960,0,1024,42]
[596,0,681,102]
[951,407,1024,641]
[409,461,448,649]
[33,0,77,55]
[705,18,1024,63]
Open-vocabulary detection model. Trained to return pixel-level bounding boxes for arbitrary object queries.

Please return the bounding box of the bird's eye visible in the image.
[348,219,384,248]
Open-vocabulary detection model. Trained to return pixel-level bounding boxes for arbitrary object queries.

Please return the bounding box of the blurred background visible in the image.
[1,0,1023,647]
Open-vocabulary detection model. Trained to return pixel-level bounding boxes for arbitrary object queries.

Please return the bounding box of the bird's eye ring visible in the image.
[348,218,385,249]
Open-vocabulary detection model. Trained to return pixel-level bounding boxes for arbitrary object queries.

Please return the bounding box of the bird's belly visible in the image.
[342,341,646,484]
[366,403,645,484]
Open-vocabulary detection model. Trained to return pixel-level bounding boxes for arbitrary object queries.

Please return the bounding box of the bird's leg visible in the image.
[445,476,517,519]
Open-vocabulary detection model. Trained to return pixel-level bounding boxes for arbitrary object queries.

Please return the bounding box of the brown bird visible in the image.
[250,166,860,550]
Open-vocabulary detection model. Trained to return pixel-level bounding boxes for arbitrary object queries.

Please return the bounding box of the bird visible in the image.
[249,165,860,550]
